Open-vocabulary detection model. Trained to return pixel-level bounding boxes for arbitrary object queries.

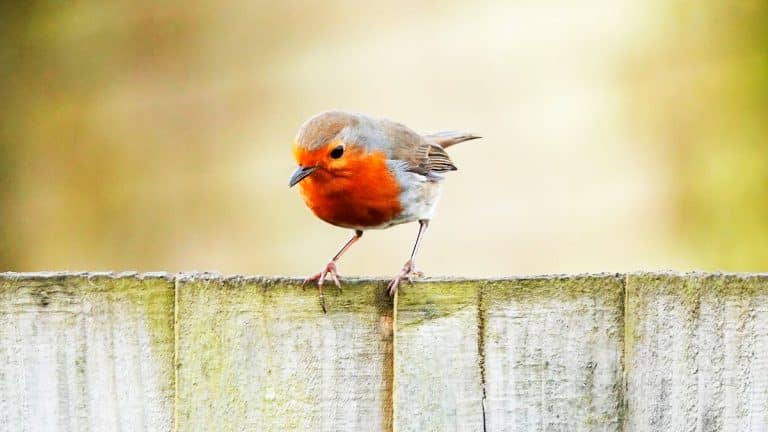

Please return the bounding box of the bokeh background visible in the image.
[1,1,766,276]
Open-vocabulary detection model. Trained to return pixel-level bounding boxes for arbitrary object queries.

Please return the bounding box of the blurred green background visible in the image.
[1,0,765,276]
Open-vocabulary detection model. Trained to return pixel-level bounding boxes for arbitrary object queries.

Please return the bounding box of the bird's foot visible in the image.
[303,261,341,288]
[387,259,423,296]
[303,261,341,313]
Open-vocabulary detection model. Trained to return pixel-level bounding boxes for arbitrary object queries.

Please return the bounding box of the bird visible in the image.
[289,110,479,312]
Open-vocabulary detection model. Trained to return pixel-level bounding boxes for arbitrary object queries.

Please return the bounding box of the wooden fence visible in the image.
[1,272,766,431]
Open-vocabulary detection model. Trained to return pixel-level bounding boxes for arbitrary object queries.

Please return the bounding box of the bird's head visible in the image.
[289,111,366,187]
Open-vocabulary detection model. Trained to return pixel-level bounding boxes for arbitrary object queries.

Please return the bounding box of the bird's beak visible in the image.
[289,166,317,187]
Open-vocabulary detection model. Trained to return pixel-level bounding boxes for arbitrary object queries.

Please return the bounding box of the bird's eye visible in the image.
[330,145,344,159]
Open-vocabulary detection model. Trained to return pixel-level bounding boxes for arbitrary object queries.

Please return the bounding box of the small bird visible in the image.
[289,110,479,312]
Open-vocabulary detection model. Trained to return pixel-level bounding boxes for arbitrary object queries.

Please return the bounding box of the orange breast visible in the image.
[298,152,403,229]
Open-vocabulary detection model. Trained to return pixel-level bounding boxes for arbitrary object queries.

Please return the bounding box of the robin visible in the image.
[289,110,479,312]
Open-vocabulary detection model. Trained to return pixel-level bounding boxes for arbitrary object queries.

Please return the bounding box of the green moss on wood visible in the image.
[482,274,624,308]
[625,272,768,343]
[397,280,479,327]
[0,273,175,356]
[175,276,392,431]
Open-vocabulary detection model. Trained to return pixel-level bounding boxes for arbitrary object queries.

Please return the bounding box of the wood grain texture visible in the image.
[395,281,485,432]
[625,273,768,432]
[0,272,175,432]
[175,275,393,432]
[482,276,624,432]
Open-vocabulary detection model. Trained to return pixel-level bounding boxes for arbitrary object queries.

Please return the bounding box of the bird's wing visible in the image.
[384,121,457,175]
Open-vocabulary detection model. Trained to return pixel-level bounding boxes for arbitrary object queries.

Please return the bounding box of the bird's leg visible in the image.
[304,230,363,312]
[388,220,429,296]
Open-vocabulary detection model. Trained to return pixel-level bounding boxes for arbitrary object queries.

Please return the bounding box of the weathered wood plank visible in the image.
[175,276,393,432]
[0,272,175,432]
[394,281,485,432]
[625,273,768,431]
[482,276,624,432]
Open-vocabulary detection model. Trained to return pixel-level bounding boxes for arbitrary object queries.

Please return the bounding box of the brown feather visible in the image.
[383,121,458,175]
[295,111,358,150]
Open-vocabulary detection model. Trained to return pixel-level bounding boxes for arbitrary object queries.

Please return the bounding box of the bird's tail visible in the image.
[424,130,481,149]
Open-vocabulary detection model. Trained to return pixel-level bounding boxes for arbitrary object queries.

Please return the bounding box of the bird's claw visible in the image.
[303,261,342,288]
[303,261,342,313]
[387,260,422,296]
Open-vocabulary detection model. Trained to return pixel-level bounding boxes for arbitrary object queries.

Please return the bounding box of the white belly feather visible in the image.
[365,161,444,229]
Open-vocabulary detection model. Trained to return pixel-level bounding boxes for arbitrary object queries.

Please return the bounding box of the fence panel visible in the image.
[175,276,393,432]
[625,273,768,431]
[2,272,767,431]
[395,281,485,431]
[0,273,175,432]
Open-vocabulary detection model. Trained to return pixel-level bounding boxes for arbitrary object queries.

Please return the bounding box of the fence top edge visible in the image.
[1,270,767,283]
[0,271,175,281]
